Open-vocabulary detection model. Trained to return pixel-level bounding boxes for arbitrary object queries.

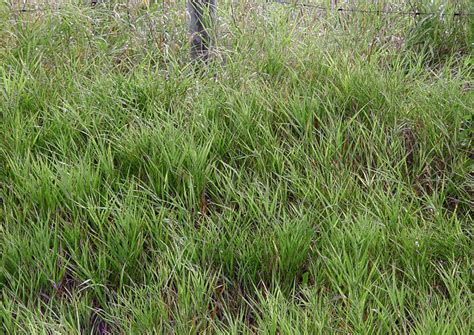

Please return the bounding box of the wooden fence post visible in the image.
[187,0,216,60]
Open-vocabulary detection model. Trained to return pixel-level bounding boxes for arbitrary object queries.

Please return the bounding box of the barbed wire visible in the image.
[7,1,474,17]
[272,1,474,17]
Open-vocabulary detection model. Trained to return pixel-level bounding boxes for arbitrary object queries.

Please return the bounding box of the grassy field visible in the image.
[1,1,473,333]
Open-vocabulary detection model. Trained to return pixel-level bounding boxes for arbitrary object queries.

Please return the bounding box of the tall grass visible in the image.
[1,1,473,333]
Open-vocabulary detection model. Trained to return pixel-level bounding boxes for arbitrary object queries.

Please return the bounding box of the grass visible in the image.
[1,0,473,333]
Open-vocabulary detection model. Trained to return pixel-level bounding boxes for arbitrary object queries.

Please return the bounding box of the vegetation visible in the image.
[1,1,473,333]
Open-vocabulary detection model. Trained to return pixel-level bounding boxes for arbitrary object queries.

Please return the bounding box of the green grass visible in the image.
[1,1,473,333]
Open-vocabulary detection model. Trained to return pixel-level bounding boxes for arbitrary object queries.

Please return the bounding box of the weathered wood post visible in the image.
[187,0,216,60]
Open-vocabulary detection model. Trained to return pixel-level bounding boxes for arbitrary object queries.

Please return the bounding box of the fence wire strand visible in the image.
[6,1,474,17]
[273,1,473,17]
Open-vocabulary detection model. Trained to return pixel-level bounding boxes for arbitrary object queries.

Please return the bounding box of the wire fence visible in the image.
[6,1,474,17]
[4,1,472,65]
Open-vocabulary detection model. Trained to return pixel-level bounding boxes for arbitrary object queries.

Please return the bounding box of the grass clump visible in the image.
[1,1,473,333]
